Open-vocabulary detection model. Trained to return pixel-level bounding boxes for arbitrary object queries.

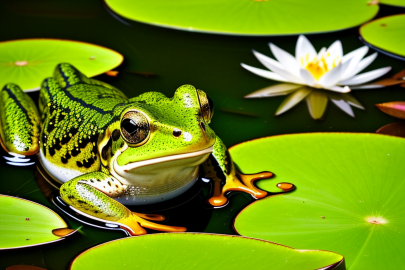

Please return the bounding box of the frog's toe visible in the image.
[207,171,273,207]
[208,195,228,207]
[236,171,274,199]
[118,213,186,236]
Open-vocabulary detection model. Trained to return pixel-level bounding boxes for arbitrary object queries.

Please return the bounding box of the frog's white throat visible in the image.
[111,146,213,204]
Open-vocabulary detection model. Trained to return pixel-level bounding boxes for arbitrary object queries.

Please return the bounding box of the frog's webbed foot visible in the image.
[118,212,186,236]
[208,170,274,207]
[60,172,186,235]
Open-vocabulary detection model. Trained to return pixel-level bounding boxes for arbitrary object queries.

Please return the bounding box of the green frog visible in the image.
[0,63,273,235]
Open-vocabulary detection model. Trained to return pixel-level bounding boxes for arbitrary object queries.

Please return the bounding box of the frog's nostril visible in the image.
[173,129,182,137]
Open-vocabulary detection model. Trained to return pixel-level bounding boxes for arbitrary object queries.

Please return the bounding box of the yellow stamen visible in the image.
[301,53,340,80]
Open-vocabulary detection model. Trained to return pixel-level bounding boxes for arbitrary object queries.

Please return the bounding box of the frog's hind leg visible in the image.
[60,172,186,235]
[0,84,41,165]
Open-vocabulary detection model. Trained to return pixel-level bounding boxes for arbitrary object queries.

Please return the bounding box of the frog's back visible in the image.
[39,63,128,179]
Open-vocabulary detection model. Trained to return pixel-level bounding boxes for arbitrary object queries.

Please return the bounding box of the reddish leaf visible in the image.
[376,101,405,119]
[376,122,405,138]
[372,69,405,87]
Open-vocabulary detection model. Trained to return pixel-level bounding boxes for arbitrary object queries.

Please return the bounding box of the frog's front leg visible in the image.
[60,172,186,235]
[202,136,273,207]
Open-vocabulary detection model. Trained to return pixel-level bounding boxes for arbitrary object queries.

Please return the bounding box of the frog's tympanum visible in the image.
[0,63,273,235]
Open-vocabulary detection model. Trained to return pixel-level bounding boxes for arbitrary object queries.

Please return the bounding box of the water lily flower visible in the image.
[242,35,391,119]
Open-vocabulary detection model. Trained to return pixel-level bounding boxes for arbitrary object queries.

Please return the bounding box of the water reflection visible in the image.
[3,152,35,166]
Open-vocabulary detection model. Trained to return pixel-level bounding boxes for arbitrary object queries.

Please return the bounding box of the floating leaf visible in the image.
[377,122,405,137]
[0,39,123,91]
[105,0,378,36]
[379,0,405,7]
[71,233,344,270]
[376,101,405,119]
[0,194,73,250]
[360,14,405,60]
[232,133,405,270]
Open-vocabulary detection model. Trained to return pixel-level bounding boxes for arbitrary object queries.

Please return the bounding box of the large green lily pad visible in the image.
[232,133,405,270]
[105,0,378,36]
[379,0,405,7]
[0,194,71,250]
[360,14,405,60]
[0,39,123,91]
[70,233,344,270]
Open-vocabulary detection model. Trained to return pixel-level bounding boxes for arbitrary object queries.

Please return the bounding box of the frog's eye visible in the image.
[197,89,214,124]
[121,111,150,145]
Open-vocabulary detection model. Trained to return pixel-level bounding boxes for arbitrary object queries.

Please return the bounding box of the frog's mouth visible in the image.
[110,146,213,202]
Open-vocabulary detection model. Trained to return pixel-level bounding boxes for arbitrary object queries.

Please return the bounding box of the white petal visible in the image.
[340,47,369,80]
[241,63,289,82]
[324,86,351,93]
[299,68,317,86]
[339,67,391,85]
[350,52,378,77]
[342,46,368,63]
[338,57,353,80]
[252,50,285,72]
[330,99,354,117]
[269,43,301,77]
[318,64,343,88]
[275,87,312,115]
[327,40,343,59]
[245,83,302,98]
[250,50,303,84]
[317,47,327,59]
[295,35,317,63]
[349,84,385,89]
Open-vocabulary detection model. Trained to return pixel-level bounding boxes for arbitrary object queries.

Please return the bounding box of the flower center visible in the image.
[301,52,340,80]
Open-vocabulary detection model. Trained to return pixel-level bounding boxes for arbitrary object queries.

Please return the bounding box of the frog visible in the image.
[0,63,273,235]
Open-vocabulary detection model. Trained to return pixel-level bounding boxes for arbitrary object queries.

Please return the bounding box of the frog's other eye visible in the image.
[121,111,150,145]
[197,89,214,123]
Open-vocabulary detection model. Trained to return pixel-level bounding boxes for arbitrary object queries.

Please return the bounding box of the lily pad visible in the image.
[0,194,73,250]
[360,14,405,60]
[70,233,344,270]
[379,0,405,7]
[232,133,405,270]
[0,39,123,91]
[105,0,378,36]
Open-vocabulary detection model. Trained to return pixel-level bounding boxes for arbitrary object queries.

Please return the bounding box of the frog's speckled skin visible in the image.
[0,63,272,235]
[0,84,40,155]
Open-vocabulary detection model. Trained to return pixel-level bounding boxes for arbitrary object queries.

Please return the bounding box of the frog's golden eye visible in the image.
[121,111,150,145]
[197,89,214,123]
